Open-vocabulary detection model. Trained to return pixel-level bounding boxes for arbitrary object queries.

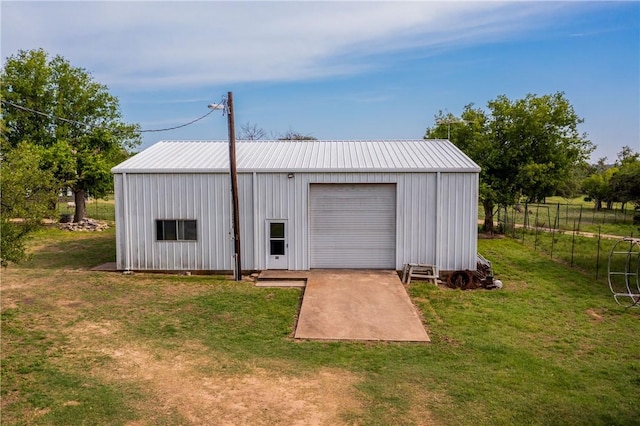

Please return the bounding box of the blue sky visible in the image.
[2,1,639,162]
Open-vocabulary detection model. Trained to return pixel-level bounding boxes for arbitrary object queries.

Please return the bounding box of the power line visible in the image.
[0,99,215,134]
[138,110,214,133]
[1,99,90,128]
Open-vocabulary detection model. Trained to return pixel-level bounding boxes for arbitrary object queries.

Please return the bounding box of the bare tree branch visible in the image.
[238,122,266,140]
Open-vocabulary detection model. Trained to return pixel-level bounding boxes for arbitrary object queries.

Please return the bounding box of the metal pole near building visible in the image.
[209,93,242,281]
[226,92,242,281]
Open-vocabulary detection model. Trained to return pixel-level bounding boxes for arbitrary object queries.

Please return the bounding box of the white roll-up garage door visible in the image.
[310,183,396,269]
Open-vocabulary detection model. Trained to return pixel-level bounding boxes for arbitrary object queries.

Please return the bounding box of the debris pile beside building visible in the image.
[59,218,109,232]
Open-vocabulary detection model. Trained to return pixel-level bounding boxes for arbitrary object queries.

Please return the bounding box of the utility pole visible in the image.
[226,92,242,281]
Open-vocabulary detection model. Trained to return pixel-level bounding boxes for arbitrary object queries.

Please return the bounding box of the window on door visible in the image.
[269,222,285,255]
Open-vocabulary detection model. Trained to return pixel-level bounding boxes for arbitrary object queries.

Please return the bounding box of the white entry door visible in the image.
[267,220,288,269]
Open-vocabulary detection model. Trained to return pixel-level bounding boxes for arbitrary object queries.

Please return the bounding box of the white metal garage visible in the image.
[112,140,480,273]
[310,184,396,269]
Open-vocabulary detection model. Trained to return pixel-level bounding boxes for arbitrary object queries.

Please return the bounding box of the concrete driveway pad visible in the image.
[294,270,430,342]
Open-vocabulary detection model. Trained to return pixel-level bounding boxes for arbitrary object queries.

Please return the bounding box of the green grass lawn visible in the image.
[2,227,639,425]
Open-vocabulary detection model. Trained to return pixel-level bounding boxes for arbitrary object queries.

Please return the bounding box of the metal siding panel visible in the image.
[141,175,153,269]
[114,174,125,269]
[131,175,145,269]
[214,174,232,270]
[254,175,266,270]
[198,174,207,269]
[238,173,254,269]
[469,175,479,269]
[441,174,455,270]
[204,173,230,271]
[465,173,479,269]
[203,175,214,269]
[292,174,308,270]
[439,174,450,270]
[395,174,437,270]
[120,173,234,271]
[438,173,478,271]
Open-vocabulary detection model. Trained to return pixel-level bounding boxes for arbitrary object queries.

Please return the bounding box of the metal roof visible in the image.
[111,140,480,173]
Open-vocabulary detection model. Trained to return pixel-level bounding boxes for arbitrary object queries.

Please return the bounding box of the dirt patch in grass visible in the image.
[405,384,447,426]
[67,321,364,425]
[585,308,604,322]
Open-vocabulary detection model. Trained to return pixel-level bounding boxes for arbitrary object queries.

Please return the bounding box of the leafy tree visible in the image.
[555,161,591,199]
[0,141,58,266]
[583,146,640,211]
[609,147,640,223]
[425,93,593,232]
[585,157,610,175]
[1,48,140,222]
[616,145,640,167]
[610,163,640,203]
[582,167,618,211]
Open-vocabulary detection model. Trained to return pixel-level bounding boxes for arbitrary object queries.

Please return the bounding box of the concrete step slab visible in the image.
[255,280,306,288]
[294,270,430,342]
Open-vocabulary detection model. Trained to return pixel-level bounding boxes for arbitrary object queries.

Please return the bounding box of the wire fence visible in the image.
[491,202,638,233]
[57,194,115,221]
[489,202,639,283]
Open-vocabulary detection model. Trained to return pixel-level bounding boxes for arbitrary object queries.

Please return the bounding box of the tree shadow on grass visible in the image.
[19,228,116,270]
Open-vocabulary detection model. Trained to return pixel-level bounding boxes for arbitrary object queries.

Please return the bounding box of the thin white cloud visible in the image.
[124,96,213,105]
[1,1,591,91]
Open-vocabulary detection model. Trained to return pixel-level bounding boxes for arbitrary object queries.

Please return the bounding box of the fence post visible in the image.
[546,205,551,229]
[596,226,601,281]
[503,206,508,234]
[556,203,560,230]
[571,220,577,267]
[534,207,540,251]
[578,205,583,232]
[551,221,556,259]
[524,202,531,242]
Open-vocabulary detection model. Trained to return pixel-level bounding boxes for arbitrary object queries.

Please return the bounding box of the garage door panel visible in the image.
[310,184,396,269]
